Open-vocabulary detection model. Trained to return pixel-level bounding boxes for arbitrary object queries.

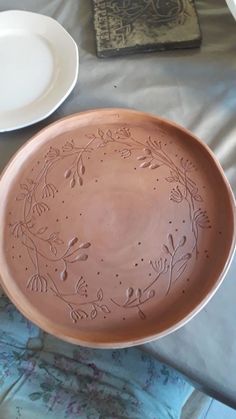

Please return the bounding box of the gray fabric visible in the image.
[181,389,212,419]
[0,0,235,408]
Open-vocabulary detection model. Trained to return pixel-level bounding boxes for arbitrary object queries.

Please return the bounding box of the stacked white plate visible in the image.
[226,0,236,20]
[0,10,79,132]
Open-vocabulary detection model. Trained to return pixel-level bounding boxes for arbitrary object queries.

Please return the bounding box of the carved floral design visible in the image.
[111,234,191,315]
[111,287,156,320]
[48,274,110,323]
[9,140,97,323]
[163,234,191,295]
[9,124,211,321]
[27,274,48,293]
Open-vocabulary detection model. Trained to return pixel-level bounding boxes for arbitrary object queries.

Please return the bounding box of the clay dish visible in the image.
[0,109,235,348]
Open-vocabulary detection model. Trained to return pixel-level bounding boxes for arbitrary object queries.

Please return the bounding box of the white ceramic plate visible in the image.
[0,10,79,132]
[226,0,236,20]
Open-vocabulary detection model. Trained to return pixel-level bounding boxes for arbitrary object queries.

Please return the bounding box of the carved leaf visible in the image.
[136,288,142,299]
[70,177,76,188]
[137,156,146,161]
[168,234,174,251]
[106,129,113,138]
[64,169,72,179]
[193,194,203,202]
[98,129,104,138]
[37,227,48,235]
[166,171,179,183]
[79,242,91,249]
[61,270,67,281]
[143,148,151,155]
[149,163,159,169]
[100,305,110,313]
[165,177,176,183]
[80,165,85,176]
[97,288,103,301]
[90,308,97,320]
[50,245,57,256]
[126,287,134,298]
[75,253,88,261]
[78,176,83,186]
[139,161,150,168]
[69,237,78,247]
[163,245,170,254]
[179,236,186,247]
[178,253,191,263]
[148,290,155,299]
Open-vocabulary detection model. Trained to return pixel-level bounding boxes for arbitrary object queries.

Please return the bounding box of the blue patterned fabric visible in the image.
[0,292,193,418]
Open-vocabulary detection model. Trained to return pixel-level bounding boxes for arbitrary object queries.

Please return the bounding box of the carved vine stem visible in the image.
[48,274,110,322]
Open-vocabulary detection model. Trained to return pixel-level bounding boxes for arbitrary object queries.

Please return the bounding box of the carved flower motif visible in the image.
[194,209,210,228]
[170,186,183,203]
[180,158,195,172]
[45,147,60,161]
[10,221,24,238]
[27,274,47,292]
[62,140,74,152]
[120,148,131,159]
[75,277,87,296]
[42,183,57,199]
[32,202,49,216]
[49,232,64,245]
[116,127,131,139]
[70,308,88,322]
[96,129,115,147]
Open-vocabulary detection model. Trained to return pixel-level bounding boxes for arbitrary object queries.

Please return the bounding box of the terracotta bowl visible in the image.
[0,109,235,348]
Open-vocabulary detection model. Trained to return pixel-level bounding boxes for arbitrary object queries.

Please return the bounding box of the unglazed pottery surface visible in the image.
[0,109,235,347]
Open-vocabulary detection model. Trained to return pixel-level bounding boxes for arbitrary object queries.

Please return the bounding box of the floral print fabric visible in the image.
[0,291,193,418]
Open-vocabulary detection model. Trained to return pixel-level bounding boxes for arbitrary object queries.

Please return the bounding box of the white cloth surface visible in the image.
[0,0,235,407]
